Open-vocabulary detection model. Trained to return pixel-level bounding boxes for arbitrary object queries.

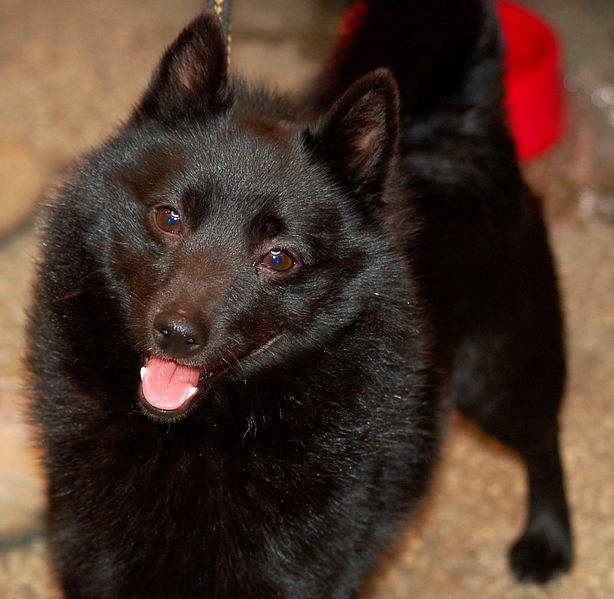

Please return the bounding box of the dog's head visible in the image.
[51,12,413,422]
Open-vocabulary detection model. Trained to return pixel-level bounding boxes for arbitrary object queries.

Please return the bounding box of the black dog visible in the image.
[27,1,572,597]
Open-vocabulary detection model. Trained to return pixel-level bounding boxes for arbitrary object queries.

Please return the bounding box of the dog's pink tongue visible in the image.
[141,357,201,411]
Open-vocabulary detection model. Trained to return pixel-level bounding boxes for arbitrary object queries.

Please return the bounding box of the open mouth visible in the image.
[138,335,281,416]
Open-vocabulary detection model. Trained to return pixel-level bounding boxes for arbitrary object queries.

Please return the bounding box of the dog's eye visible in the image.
[260,249,294,272]
[154,206,182,234]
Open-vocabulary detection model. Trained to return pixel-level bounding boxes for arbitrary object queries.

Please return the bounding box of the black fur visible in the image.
[27,1,572,597]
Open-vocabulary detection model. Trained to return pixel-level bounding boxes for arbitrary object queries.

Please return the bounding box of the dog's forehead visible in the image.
[127,122,332,215]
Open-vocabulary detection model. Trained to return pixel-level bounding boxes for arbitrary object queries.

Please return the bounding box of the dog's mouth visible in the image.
[138,335,281,416]
[140,357,202,413]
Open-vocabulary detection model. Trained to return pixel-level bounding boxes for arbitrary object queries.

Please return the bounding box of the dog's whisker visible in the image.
[225,349,247,387]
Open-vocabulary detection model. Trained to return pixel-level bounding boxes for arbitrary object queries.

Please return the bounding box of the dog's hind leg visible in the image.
[451,326,572,583]
[507,427,572,582]
[446,216,573,583]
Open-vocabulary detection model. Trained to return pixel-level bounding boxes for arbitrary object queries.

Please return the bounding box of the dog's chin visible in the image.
[136,334,283,423]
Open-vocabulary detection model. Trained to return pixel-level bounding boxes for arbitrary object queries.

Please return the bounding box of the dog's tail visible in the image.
[306,0,522,194]
[306,0,505,122]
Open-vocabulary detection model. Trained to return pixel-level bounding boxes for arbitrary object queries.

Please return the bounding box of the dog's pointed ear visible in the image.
[303,68,400,200]
[131,12,230,123]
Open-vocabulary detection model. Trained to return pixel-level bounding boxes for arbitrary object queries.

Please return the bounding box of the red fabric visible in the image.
[336,0,369,47]
[497,0,564,160]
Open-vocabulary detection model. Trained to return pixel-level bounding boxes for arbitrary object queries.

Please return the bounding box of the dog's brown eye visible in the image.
[261,249,294,272]
[155,206,182,234]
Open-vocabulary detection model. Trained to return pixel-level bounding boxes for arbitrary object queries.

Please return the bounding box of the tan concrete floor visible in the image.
[1,1,613,597]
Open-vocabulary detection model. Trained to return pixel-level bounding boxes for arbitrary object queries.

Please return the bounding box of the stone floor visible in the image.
[1,0,613,597]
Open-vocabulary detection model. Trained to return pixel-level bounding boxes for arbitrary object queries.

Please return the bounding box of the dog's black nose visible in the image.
[153,309,207,358]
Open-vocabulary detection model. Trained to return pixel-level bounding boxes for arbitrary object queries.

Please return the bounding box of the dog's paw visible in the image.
[509,528,572,583]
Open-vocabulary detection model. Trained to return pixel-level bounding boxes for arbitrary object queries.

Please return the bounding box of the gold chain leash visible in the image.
[209,0,232,64]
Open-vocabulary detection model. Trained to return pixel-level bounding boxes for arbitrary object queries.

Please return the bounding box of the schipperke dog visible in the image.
[27,1,573,597]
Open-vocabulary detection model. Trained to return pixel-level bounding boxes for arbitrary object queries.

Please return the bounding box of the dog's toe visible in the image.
[509,527,572,583]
